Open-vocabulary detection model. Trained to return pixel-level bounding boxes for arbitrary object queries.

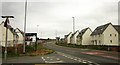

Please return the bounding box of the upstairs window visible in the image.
[110,34,112,36]
[99,40,101,43]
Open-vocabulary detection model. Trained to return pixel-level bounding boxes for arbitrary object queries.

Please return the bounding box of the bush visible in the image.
[25,45,35,52]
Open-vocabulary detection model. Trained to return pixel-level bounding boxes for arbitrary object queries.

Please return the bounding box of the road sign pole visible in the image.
[1,16,14,65]
[4,26,8,65]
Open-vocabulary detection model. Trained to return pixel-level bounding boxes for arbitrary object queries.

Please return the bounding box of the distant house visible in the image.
[15,28,24,44]
[56,37,60,43]
[77,27,92,45]
[91,23,119,46]
[64,32,72,44]
[0,21,16,47]
[70,30,79,44]
[25,33,37,45]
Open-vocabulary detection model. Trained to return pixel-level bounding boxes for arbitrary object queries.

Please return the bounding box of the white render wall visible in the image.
[0,23,14,47]
[103,24,119,46]
[71,31,79,44]
[0,25,2,46]
[82,28,92,45]
[91,34,104,45]
[67,33,72,43]
[16,29,24,44]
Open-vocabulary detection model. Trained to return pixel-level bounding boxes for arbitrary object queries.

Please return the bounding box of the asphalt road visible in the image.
[44,41,120,65]
[4,41,120,65]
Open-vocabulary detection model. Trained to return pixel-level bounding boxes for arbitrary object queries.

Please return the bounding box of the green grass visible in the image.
[2,43,54,58]
[25,45,35,53]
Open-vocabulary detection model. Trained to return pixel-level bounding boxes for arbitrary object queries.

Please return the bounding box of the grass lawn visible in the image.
[21,43,54,56]
[2,42,54,58]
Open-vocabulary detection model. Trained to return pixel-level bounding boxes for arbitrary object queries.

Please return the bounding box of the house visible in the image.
[25,33,37,45]
[113,25,120,45]
[77,27,92,45]
[15,28,24,44]
[0,21,16,47]
[70,30,79,44]
[91,23,119,46]
[56,37,60,43]
[64,32,72,44]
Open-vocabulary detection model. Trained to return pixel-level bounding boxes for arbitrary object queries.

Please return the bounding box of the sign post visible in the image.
[1,16,14,65]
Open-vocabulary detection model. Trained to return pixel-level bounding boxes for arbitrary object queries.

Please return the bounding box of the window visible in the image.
[110,40,112,43]
[99,40,101,43]
[92,40,94,43]
[110,34,112,36]
[115,34,116,37]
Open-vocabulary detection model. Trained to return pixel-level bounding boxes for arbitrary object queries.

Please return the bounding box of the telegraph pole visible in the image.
[1,16,14,65]
[72,17,75,33]
[23,0,27,53]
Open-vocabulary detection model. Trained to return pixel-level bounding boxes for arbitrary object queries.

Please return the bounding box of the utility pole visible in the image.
[1,16,14,65]
[72,17,75,33]
[23,0,27,53]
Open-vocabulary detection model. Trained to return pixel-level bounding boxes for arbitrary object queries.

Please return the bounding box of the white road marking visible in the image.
[56,51,100,65]
[41,56,63,63]
[74,59,77,60]
[41,57,45,61]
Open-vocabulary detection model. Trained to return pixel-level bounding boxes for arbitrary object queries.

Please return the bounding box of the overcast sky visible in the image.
[1,0,119,39]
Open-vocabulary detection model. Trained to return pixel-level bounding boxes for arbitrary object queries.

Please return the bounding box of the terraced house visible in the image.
[91,23,119,46]
[77,27,92,45]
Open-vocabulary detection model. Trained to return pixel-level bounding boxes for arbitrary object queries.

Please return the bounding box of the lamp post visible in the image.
[72,17,75,33]
[1,16,14,64]
[23,0,27,53]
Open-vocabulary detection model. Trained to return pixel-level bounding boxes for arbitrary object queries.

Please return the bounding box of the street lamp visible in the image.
[23,0,27,53]
[72,17,75,33]
[1,16,14,64]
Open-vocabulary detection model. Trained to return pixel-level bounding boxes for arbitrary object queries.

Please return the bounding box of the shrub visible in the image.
[25,45,35,52]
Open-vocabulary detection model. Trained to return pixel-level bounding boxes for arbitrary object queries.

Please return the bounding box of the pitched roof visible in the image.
[113,25,120,34]
[71,30,79,38]
[16,28,24,36]
[77,27,89,37]
[66,32,72,37]
[1,21,18,36]
[91,23,111,36]
[0,21,4,25]
[8,26,16,35]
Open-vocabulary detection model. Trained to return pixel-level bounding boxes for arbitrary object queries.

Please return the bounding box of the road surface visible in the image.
[4,41,120,65]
